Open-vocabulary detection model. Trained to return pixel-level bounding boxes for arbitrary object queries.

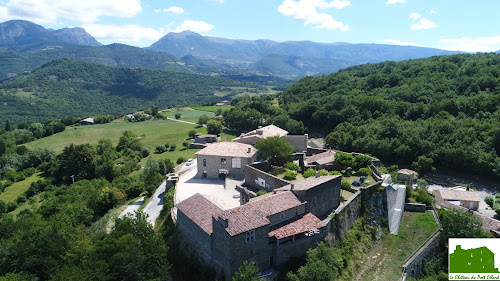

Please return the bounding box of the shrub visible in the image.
[283,171,298,180]
[177,157,186,164]
[256,190,268,196]
[485,196,495,208]
[141,146,151,158]
[415,188,433,206]
[16,195,27,204]
[388,165,399,172]
[284,162,300,171]
[174,113,181,119]
[341,179,351,189]
[319,169,328,176]
[357,168,371,177]
[332,171,342,176]
[6,201,18,212]
[182,141,189,148]
[0,200,5,213]
[155,145,166,153]
[170,144,177,151]
[303,169,316,178]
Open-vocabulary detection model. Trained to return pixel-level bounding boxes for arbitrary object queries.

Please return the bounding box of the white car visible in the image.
[185,158,194,166]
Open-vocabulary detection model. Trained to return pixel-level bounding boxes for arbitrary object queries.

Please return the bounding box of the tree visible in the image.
[254,136,293,165]
[182,140,189,149]
[197,114,209,126]
[206,120,223,135]
[232,260,262,281]
[412,155,435,176]
[4,120,12,131]
[439,208,489,244]
[156,145,166,153]
[188,130,197,138]
[174,113,181,119]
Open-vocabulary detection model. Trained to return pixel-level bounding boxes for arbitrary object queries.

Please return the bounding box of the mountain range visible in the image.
[0,20,464,80]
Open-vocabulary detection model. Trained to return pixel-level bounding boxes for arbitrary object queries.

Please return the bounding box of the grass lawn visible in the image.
[24,119,207,153]
[341,189,356,201]
[190,106,233,113]
[161,108,215,123]
[0,173,42,202]
[354,212,438,281]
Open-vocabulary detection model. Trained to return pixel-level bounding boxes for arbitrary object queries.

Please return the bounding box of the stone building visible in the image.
[195,142,258,179]
[232,125,289,145]
[175,175,341,280]
[434,189,481,210]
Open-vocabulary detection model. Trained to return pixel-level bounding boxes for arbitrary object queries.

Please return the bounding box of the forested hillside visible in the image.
[0,59,266,124]
[280,53,500,178]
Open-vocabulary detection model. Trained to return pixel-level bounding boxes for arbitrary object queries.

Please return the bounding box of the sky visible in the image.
[0,0,500,52]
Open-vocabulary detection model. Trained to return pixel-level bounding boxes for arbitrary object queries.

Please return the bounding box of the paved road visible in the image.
[143,180,167,227]
[118,196,145,218]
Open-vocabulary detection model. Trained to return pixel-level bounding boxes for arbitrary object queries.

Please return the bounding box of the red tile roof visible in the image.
[268,212,322,239]
[436,189,481,202]
[195,142,257,158]
[219,191,305,236]
[176,193,223,235]
[276,175,341,191]
[305,150,336,166]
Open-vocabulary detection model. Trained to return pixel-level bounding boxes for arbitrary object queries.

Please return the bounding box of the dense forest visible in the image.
[0,58,269,124]
[279,53,500,179]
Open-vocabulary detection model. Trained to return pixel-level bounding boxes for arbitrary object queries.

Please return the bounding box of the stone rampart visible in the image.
[244,164,290,191]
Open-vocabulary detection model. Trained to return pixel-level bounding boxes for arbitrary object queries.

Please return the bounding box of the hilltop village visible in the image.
[166,124,494,280]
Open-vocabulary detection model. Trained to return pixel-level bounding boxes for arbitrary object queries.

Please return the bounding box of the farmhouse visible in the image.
[397,168,418,185]
[176,175,341,280]
[195,142,258,179]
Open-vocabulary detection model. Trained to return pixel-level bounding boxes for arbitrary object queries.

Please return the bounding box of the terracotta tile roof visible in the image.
[176,193,223,235]
[305,150,336,166]
[195,142,257,158]
[398,169,417,175]
[276,175,341,191]
[233,125,288,142]
[437,189,481,202]
[219,191,305,236]
[268,212,322,239]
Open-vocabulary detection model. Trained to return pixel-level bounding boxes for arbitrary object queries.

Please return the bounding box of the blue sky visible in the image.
[0,0,499,52]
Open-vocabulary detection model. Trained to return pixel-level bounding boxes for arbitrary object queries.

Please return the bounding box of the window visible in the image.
[203,159,207,167]
[221,158,227,165]
[246,230,255,242]
[232,157,242,168]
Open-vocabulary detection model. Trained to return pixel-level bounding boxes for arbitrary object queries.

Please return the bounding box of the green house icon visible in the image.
[450,245,500,273]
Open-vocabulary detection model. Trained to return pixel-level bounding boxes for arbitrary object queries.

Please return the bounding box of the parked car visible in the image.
[185,158,194,166]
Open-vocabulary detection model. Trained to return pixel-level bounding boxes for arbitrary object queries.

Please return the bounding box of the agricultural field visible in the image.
[24,119,206,153]
[0,173,42,202]
[161,108,215,123]
[190,105,233,113]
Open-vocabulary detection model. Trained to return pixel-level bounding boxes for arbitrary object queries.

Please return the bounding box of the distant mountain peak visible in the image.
[0,19,101,47]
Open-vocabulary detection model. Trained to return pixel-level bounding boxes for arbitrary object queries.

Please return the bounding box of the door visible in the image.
[269,256,274,268]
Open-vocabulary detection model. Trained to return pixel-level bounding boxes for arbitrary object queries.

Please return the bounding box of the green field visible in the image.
[190,106,233,113]
[161,108,215,123]
[0,173,41,202]
[25,119,207,153]
[355,212,438,281]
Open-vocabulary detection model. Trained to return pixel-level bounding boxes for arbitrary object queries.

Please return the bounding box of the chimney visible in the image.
[315,171,320,178]
[219,217,228,228]
[273,190,277,194]
[258,126,262,129]
[247,147,251,153]
[291,184,294,190]
[256,129,263,135]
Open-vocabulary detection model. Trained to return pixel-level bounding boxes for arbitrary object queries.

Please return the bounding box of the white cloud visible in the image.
[438,36,500,52]
[174,20,214,33]
[82,24,164,44]
[0,0,142,24]
[154,6,184,14]
[379,39,414,46]
[386,0,406,4]
[278,0,350,31]
[429,9,436,14]
[410,18,437,30]
[410,13,421,20]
